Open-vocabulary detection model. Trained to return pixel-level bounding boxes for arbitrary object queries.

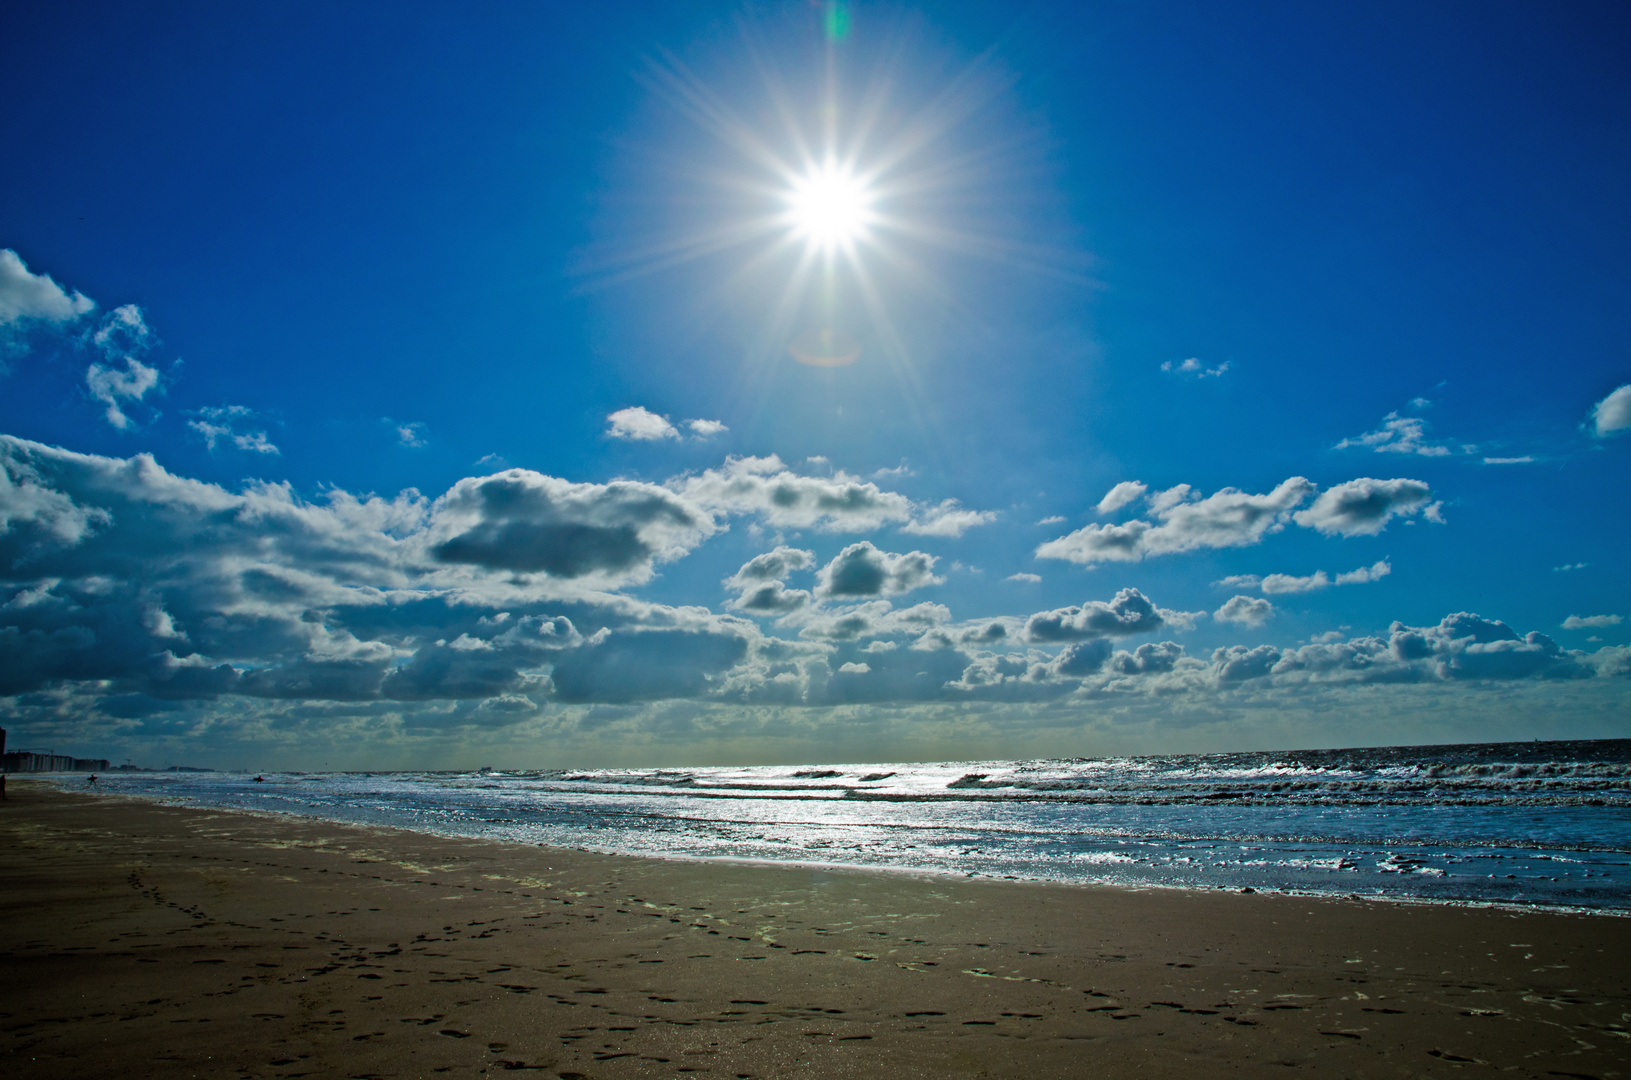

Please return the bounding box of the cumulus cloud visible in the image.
[607,406,679,441]
[188,406,278,455]
[679,455,910,531]
[430,469,714,582]
[394,422,428,448]
[676,455,992,536]
[1334,561,1393,586]
[1036,477,1316,566]
[1215,595,1273,627]
[723,546,815,615]
[1292,478,1436,537]
[1590,384,1631,437]
[1161,357,1230,378]
[1357,613,1586,681]
[687,418,728,437]
[1336,412,1451,457]
[1094,480,1147,516]
[3,436,1623,732]
[900,500,998,537]
[816,542,942,599]
[1109,641,1185,675]
[795,600,951,643]
[0,249,95,328]
[1006,572,1041,584]
[1024,588,1166,642]
[1562,614,1622,630]
[0,435,767,709]
[730,545,816,585]
[1222,560,1393,595]
[727,580,811,615]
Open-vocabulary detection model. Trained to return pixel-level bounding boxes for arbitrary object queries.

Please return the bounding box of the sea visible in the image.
[77,739,1631,913]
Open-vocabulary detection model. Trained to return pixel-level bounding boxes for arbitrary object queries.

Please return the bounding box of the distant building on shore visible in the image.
[2,750,112,774]
[0,725,112,773]
[2,752,112,773]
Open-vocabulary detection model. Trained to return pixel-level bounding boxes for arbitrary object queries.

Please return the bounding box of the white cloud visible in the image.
[1589,384,1631,437]
[723,545,815,615]
[1553,562,1588,572]
[1036,515,1065,526]
[816,542,942,599]
[676,455,992,536]
[188,406,278,455]
[726,580,812,615]
[607,406,679,441]
[1252,560,1392,595]
[679,455,911,531]
[1006,572,1041,584]
[1562,614,1622,630]
[729,545,816,585]
[395,422,428,448]
[1024,588,1167,642]
[430,469,715,585]
[1094,480,1147,516]
[1215,595,1273,627]
[687,418,728,437]
[900,500,998,538]
[1161,357,1230,378]
[1292,478,1436,537]
[1036,477,1315,566]
[1483,456,1535,465]
[83,305,161,429]
[1336,412,1451,457]
[0,249,94,327]
[1212,573,1261,590]
[794,599,952,643]
[86,358,159,429]
[3,435,1623,732]
[1259,571,1330,594]
[1333,561,1392,586]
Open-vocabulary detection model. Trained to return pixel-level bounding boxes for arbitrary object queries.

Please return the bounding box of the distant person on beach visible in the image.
[87,774,96,784]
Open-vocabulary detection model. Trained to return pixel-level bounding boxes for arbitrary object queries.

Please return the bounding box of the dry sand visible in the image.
[1,781,1627,1079]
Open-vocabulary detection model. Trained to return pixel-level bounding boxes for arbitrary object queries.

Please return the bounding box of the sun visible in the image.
[784,161,876,254]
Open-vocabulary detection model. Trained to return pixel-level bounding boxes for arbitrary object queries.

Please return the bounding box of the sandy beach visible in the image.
[2,781,1626,1079]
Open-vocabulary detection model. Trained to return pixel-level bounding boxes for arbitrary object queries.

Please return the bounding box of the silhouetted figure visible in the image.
[254,775,264,782]
[87,774,96,784]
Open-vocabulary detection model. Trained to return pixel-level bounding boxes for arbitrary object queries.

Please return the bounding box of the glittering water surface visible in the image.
[91,739,1631,911]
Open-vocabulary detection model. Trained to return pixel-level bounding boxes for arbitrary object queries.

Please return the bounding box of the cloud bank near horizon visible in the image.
[1,436,1624,757]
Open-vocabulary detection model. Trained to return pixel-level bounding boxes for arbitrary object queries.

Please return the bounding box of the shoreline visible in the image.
[4,780,1629,1078]
[81,777,1631,918]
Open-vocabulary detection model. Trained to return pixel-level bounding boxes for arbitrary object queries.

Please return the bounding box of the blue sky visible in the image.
[1,1,1627,769]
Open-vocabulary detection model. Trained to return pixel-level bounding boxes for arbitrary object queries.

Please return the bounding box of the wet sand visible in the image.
[1,781,1626,1079]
